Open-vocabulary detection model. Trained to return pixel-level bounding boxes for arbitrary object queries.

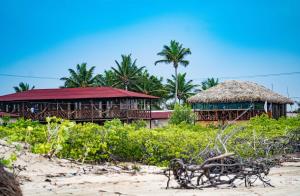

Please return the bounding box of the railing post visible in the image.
[126,99,129,123]
[149,99,152,129]
[56,102,59,117]
[67,103,70,119]
[22,102,24,117]
[91,100,94,123]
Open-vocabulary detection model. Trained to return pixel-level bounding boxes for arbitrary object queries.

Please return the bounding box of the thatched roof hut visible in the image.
[188,80,293,121]
[188,80,293,104]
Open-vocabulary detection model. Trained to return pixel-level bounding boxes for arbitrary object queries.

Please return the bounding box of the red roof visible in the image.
[151,111,172,119]
[0,87,158,101]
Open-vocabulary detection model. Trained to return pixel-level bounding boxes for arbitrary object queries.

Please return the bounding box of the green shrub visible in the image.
[169,104,195,125]
[0,115,299,166]
[0,116,11,126]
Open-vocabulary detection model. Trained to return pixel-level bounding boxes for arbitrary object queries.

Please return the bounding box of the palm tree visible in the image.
[60,63,101,88]
[135,70,167,97]
[111,54,144,90]
[155,40,191,103]
[201,77,219,90]
[134,70,168,109]
[14,82,35,92]
[96,70,117,87]
[165,73,198,104]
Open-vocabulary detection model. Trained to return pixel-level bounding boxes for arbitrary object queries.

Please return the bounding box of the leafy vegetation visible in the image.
[155,40,192,103]
[12,40,222,106]
[165,73,198,104]
[0,153,17,168]
[97,70,117,87]
[201,77,219,90]
[13,82,35,92]
[169,104,195,125]
[1,115,299,166]
[135,70,167,98]
[60,63,101,88]
[111,54,145,91]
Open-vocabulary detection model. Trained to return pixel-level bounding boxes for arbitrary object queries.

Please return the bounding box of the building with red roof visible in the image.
[148,110,172,128]
[0,87,158,124]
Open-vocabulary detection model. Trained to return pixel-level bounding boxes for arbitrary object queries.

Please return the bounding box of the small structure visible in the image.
[0,87,158,123]
[188,80,293,122]
[148,110,172,128]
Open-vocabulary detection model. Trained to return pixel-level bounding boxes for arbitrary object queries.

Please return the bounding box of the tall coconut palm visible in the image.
[155,40,191,103]
[13,82,35,92]
[165,73,198,104]
[60,63,101,88]
[201,77,219,90]
[111,54,144,90]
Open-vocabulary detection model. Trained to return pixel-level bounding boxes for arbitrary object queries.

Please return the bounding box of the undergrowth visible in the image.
[0,115,299,166]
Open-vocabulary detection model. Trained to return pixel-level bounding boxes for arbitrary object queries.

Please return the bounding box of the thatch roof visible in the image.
[188,80,294,104]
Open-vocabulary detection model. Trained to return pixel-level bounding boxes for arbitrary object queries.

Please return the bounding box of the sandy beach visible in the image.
[1,140,299,196]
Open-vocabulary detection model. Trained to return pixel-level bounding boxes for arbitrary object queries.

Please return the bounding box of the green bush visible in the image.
[0,115,299,166]
[169,104,195,125]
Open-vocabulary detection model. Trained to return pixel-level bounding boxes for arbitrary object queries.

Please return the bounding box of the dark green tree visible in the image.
[155,40,191,103]
[165,73,198,104]
[135,70,167,98]
[134,70,168,109]
[111,54,144,90]
[201,77,219,90]
[13,82,35,92]
[60,63,101,88]
[96,70,117,87]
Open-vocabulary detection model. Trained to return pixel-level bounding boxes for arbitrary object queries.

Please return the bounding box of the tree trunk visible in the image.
[174,65,178,104]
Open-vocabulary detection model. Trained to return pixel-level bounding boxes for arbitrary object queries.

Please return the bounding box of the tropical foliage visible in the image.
[54,41,198,104]
[60,63,101,88]
[13,82,35,92]
[201,77,219,90]
[1,115,299,166]
[135,70,166,97]
[97,70,116,87]
[165,73,198,104]
[111,54,144,90]
[169,104,195,125]
[155,40,191,103]
[10,42,225,105]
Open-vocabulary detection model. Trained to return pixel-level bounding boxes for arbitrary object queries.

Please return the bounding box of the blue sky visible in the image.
[0,0,300,107]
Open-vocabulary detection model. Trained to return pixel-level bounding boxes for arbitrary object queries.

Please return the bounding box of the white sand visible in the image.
[1,140,300,196]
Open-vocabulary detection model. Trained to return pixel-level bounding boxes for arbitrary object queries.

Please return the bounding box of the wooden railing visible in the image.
[195,109,265,121]
[23,108,151,122]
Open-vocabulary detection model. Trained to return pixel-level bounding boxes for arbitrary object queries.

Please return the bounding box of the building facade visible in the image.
[0,87,158,123]
[188,80,293,122]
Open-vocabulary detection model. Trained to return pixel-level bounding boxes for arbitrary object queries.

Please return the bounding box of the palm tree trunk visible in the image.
[174,65,178,104]
[125,84,128,91]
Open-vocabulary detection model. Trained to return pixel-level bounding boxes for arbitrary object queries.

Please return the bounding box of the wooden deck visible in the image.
[1,99,153,122]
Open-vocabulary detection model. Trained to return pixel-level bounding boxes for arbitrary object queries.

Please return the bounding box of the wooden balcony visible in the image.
[22,108,151,122]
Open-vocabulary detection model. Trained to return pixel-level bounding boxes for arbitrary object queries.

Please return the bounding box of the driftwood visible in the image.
[165,152,274,189]
[165,125,300,189]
